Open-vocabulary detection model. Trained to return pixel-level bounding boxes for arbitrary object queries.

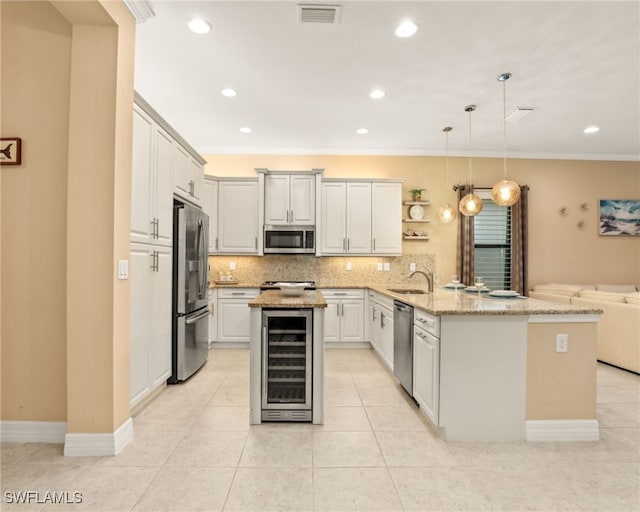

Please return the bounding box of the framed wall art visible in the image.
[599,199,640,236]
[0,137,22,166]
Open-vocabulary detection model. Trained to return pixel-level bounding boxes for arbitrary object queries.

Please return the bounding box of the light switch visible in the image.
[118,259,128,280]
[383,262,390,271]
[409,262,417,272]
[346,262,352,271]
[377,263,383,271]
[229,261,236,270]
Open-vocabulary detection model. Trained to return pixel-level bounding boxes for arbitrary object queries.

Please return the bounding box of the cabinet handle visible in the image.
[334,292,347,296]
[150,251,158,272]
[289,209,293,223]
[155,218,159,238]
[215,237,218,250]
[373,238,376,251]
[336,303,340,317]
[231,292,246,296]
[347,238,350,251]
[255,237,258,250]
[416,331,427,339]
[372,307,377,321]
[380,312,385,328]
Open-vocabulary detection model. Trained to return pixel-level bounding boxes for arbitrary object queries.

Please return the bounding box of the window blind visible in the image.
[474,190,512,290]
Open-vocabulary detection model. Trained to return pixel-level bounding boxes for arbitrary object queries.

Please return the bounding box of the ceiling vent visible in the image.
[297,4,341,24]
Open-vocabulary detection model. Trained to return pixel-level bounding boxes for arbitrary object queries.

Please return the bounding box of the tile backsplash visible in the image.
[208,254,436,286]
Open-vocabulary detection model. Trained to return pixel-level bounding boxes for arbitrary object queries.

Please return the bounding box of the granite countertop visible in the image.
[249,290,327,308]
[368,286,603,316]
[213,281,601,316]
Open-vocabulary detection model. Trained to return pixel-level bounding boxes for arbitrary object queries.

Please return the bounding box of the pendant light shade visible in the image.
[492,73,521,207]
[459,105,483,217]
[438,126,457,223]
[438,203,458,223]
[492,178,521,205]
[459,193,483,216]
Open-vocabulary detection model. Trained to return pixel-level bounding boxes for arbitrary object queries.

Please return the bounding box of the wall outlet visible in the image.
[556,334,568,353]
[409,262,417,272]
[377,262,383,271]
[346,262,352,271]
[383,262,390,271]
[229,261,236,271]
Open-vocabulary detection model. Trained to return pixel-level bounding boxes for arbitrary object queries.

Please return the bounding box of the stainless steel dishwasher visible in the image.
[393,300,414,395]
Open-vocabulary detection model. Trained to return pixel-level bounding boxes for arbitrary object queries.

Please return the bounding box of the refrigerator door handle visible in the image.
[196,218,206,300]
[186,307,210,325]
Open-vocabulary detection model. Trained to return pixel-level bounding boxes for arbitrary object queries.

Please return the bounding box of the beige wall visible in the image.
[1,0,72,422]
[1,0,134,434]
[203,155,640,287]
[526,322,597,420]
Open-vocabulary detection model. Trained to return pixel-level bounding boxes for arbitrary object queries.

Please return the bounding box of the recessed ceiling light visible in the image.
[221,88,238,98]
[395,20,418,38]
[369,89,386,99]
[239,127,252,134]
[187,18,211,34]
[356,128,369,135]
[584,126,600,134]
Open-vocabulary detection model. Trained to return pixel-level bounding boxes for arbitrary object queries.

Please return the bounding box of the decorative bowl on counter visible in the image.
[275,282,311,297]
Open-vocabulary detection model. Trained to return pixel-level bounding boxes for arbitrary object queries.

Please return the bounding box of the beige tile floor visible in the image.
[2,348,639,512]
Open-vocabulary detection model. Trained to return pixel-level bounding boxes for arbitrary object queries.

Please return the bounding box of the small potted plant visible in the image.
[409,188,425,201]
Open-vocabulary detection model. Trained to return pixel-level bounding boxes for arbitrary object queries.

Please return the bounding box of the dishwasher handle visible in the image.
[393,301,412,313]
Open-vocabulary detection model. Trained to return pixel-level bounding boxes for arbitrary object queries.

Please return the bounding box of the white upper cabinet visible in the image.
[345,182,372,253]
[264,174,315,225]
[371,182,402,255]
[130,105,174,246]
[218,180,259,253]
[202,177,218,253]
[320,181,371,254]
[175,145,204,206]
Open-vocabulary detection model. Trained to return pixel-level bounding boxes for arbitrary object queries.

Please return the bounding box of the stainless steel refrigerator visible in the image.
[169,201,209,383]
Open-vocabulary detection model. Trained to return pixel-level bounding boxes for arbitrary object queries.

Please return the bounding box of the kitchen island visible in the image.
[248,290,326,425]
[371,287,602,442]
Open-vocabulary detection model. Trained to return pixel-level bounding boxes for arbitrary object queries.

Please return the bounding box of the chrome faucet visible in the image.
[408,268,434,292]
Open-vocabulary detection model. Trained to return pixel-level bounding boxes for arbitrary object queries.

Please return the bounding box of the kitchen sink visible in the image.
[387,288,429,295]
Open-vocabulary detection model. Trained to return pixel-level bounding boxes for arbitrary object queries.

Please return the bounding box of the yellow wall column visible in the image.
[59,0,134,455]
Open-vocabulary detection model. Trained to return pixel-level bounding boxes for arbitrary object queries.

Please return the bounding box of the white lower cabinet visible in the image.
[412,310,440,426]
[208,288,217,346]
[367,291,394,370]
[216,288,259,343]
[321,289,364,342]
[129,243,172,408]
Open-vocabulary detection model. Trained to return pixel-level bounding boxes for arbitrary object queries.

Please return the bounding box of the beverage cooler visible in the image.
[261,309,313,422]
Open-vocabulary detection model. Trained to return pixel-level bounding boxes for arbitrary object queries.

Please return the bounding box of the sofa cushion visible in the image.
[595,284,637,294]
[533,284,582,297]
[579,290,627,303]
[625,292,640,305]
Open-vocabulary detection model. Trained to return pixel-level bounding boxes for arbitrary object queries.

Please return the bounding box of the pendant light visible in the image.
[459,105,483,217]
[438,126,457,223]
[491,72,521,206]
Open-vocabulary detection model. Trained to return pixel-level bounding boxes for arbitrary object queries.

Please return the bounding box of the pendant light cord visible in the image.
[502,78,507,179]
[467,108,473,187]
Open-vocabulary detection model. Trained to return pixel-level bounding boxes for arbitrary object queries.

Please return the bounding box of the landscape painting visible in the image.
[599,199,640,236]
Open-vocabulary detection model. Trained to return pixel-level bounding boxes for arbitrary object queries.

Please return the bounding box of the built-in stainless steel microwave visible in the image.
[264,225,315,254]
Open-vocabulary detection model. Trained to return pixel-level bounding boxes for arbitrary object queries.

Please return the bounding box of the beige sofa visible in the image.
[529,284,640,374]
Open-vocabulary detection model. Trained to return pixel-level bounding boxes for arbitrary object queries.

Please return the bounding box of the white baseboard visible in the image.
[63,417,133,457]
[526,419,600,441]
[0,421,67,443]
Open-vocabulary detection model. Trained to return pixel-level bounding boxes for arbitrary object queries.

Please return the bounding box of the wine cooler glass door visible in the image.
[262,309,312,410]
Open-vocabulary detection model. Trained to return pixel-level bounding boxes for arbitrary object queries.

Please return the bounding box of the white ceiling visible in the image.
[133,1,640,160]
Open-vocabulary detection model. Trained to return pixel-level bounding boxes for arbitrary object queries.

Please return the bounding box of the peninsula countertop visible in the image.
[248,289,327,308]
[368,286,603,317]
[214,282,601,316]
